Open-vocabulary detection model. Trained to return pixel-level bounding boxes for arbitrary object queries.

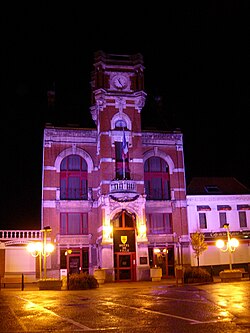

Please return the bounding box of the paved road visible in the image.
[0,280,250,332]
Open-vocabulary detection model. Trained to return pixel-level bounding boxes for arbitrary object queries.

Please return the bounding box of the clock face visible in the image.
[112,75,128,90]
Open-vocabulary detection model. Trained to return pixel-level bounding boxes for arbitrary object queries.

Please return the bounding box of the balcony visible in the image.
[109,180,139,202]
[110,179,137,193]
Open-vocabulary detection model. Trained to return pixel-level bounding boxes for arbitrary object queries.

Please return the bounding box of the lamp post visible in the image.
[216,223,239,270]
[41,226,53,280]
[27,226,54,280]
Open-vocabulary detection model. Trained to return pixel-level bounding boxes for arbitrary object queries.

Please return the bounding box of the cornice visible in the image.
[44,128,97,145]
[187,195,250,203]
[142,132,183,145]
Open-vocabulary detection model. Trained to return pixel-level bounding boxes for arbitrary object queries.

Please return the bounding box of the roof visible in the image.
[187,177,250,195]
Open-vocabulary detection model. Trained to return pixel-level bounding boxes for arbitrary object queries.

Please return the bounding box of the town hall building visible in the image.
[41,51,189,282]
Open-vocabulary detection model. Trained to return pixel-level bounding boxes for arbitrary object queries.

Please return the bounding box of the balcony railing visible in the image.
[0,230,42,241]
[110,180,137,193]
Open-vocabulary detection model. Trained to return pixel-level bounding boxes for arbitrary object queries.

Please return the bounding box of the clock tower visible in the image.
[89,51,149,281]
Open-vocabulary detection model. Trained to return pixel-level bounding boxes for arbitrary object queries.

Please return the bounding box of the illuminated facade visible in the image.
[1,53,249,283]
[42,51,189,281]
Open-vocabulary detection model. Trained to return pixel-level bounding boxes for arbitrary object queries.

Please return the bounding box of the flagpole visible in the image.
[122,129,125,179]
[122,129,128,180]
[123,156,125,179]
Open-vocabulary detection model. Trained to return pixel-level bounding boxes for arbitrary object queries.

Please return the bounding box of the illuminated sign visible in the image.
[114,230,135,252]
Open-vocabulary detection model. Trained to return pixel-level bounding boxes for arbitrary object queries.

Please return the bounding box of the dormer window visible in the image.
[204,185,222,194]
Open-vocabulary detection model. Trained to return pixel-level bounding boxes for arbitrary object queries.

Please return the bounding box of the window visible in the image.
[146,213,172,234]
[197,205,211,211]
[115,120,127,129]
[144,157,170,200]
[115,141,130,180]
[219,212,227,228]
[60,155,88,200]
[60,213,88,235]
[237,204,250,210]
[198,213,207,229]
[239,211,247,228]
[204,185,222,194]
[217,205,231,211]
[112,210,135,229]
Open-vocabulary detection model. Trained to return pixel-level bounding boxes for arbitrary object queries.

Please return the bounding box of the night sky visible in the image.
[1,2,249,229]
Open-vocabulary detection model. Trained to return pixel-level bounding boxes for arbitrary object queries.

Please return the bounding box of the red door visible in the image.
[68,255,80,274]
[112,210,137,281]
[114,253,136,281]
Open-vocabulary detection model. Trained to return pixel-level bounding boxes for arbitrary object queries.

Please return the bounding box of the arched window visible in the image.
[60,155,88,200]
[112,210,135,229]
[144,156,170,200]
[115,119,127,129]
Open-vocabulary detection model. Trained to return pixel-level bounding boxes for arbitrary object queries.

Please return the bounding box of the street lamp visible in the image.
[41,226,54,280]
[216,223,239,270]
[27,226,54,280]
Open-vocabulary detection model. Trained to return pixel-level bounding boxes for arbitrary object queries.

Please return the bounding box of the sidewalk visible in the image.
[98,275,250,289]
[99,276,212,289]
[1,275,249,291]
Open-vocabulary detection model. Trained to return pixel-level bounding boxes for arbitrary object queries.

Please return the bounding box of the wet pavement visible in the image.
[0,278,250,332]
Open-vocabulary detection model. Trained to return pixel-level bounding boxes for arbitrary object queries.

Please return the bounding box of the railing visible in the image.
[57,234,91,245]
[110,180,137,193]
[0,230,42,241]
[0,273,37,290]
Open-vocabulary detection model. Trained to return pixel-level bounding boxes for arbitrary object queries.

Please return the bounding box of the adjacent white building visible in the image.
[187,177,250,273]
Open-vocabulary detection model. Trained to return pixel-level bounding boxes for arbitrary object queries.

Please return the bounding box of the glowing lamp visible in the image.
[216,239,225,249]
[45,243,55,253]
[27,242,43,256]
[138,224,146,238]
[215,223,239,270]
[229,238,239,248]
[103,225,113,240]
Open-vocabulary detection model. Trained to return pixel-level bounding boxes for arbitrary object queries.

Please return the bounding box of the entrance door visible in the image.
[114,253,136,281]
[112,210,137,282]
[61,248,89,275]
[149,246,175,278]
[69,256,80,274]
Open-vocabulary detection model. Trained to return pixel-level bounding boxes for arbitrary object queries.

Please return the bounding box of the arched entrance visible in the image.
[112,210,136,282]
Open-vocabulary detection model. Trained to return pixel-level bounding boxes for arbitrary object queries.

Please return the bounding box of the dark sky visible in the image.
[1,2,249,229]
